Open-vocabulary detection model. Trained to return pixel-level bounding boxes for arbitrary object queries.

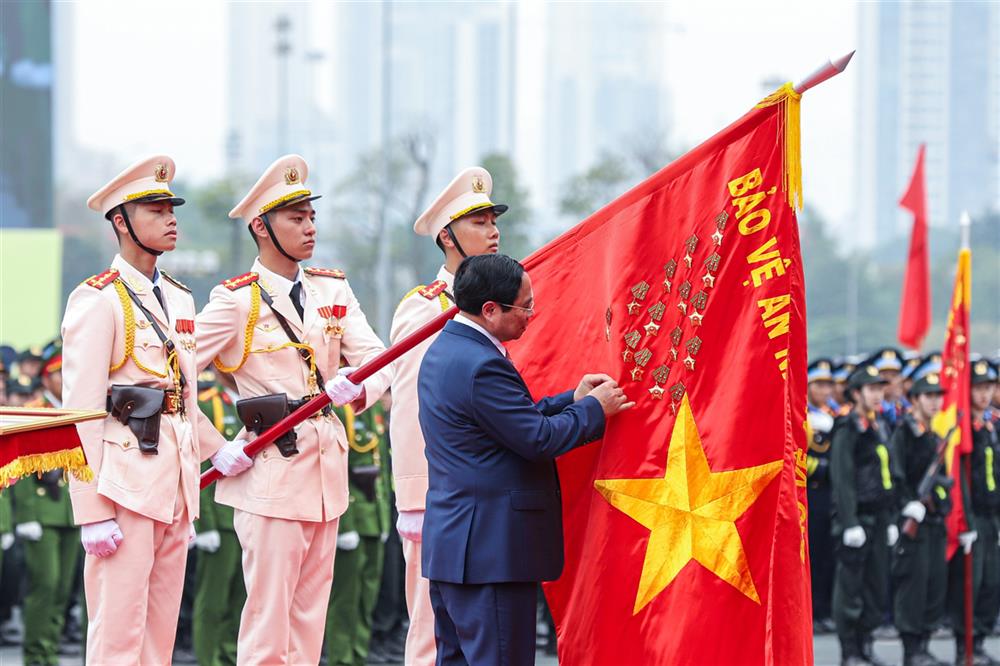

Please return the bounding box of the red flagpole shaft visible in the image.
[964,456,973,666]
[200,305,459,489]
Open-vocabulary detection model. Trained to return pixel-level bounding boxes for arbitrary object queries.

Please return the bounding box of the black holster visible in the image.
[108,385,164,454]
[349,465,380,501]
[237,394,299,457]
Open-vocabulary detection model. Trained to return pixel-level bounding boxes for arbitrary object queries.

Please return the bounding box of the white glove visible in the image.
[326,367,364,406]
[808,410,834,435]
[901,501,927,524]
[396,509,424,542]
[211,439,253,477]
[15,521,43,542]
[194,529,221,553]
[337,530,360,551]
[0,533,14,551]
[960,530,978,554]
[81,519,124,558]
[843,525,867,548]
[887,524,899,547]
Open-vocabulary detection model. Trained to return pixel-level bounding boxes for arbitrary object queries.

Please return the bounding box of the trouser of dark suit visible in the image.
[429,580,536,666]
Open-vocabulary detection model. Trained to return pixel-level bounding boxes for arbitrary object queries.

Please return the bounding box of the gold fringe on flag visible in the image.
[0,448,93,489]
[756,82,802,211]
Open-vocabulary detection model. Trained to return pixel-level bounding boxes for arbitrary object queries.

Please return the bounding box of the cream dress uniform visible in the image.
[195,155,393,665]
[63,156,227,664]
[389,167,507,666]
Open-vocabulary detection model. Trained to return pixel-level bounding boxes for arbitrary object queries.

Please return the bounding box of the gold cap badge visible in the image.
[471,174,486,193]
[285,167,300,185]
[154,163,168,182]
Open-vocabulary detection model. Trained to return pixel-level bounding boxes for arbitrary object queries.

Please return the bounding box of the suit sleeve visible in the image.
[830,422,859,529]
[195,285,240,372]
[470,357,605,462]
[193,288,241,461]
[339,279,392,413]
[534,390,576,417]
[63,286,118,524]
[888,427,914,508]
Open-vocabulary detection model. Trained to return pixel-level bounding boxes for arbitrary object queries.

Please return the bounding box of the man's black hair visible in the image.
[454,254,524,316]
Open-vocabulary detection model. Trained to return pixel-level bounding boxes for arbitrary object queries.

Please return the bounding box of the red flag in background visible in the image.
[508,85,811,665]
[932,246,972,559]
[898,144,931,350]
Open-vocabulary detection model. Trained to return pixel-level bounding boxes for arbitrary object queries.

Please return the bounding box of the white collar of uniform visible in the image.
[112,254,157,293]
[454,313,507,357]
[252,257,303,296]
[435,265,455,291]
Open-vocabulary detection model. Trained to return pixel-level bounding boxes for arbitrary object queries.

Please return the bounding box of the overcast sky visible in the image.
[66,1,857,231]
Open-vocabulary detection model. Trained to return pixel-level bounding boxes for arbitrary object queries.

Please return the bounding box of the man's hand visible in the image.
[842,525,866,548]
[396,510,424,542]
[211,439,253,477]
[327,367,365,407]
[194,529,221,553]
[887,524,899,547]
[0,533,13,551]
[587,380,635,417]
[901,501,927,524]
[15,521,43,542]
[959,530,978,554]
[574,374,614,402]
[81,519,124,558]
[337,531,361,551]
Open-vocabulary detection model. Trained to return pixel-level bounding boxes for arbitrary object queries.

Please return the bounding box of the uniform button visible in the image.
[123,441,130,448]
[262,451,268,460]
[320,447,326,454]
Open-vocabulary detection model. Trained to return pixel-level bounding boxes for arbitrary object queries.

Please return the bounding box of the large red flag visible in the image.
[932,246,972,559]
[898,144,931,349]
[508,84,811,665]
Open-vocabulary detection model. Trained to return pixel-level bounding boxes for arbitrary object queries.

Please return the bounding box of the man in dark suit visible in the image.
[418,254,633,666]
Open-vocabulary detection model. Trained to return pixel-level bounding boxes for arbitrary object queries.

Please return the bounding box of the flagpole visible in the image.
[959,209,973,666]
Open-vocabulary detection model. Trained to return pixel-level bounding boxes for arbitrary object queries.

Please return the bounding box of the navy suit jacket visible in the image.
[418,320,606,584]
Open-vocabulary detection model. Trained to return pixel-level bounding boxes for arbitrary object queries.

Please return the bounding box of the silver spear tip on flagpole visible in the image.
[794,50,855,94]
[960,210,971,249]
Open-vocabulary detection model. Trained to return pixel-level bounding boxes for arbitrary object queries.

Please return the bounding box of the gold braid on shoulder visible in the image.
[214,281,262,373]
[108,279,169,377]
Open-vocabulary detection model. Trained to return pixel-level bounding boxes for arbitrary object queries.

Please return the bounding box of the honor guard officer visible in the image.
[888,360,950,666]
[807,358,838,632]
[14,344,82,666]
[61,156,243,664]
[389,166,506,666]
[192,370,246,666]
[950,359,1000,666]
[195,154,392,665]
[830,362,895,666]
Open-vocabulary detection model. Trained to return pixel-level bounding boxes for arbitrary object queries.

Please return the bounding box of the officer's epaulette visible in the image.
[418,280,448,300]
[221,272,259,291]
[304,267,346,279]
[84,269,120,290]
[161,270,191,293]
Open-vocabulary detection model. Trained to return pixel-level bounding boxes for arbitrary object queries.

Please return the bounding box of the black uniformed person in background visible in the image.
[889,360,949,666]
[831,362,895,666]
[807,358,838,633]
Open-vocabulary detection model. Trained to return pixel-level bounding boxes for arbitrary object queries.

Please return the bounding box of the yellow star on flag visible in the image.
[594,395,782,614]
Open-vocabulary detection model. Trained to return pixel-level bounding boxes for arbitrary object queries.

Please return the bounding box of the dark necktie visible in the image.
[153,285,168,319]
[289,282,305,320]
